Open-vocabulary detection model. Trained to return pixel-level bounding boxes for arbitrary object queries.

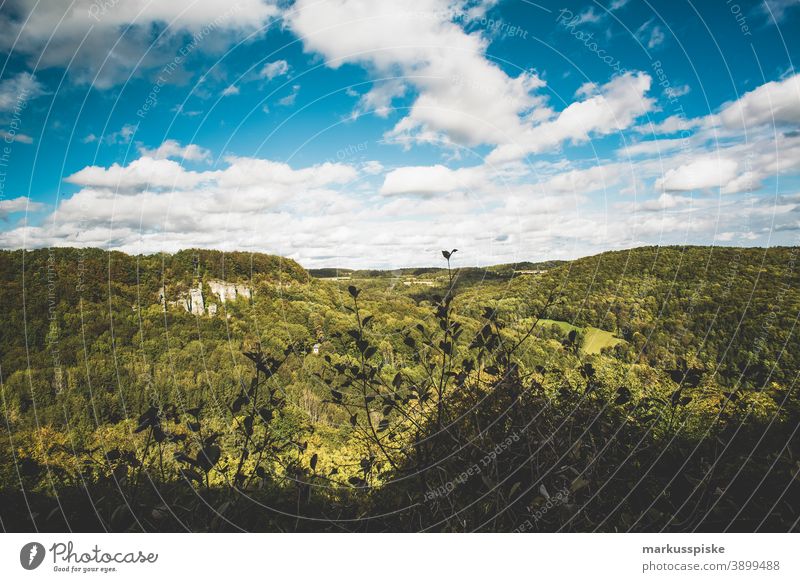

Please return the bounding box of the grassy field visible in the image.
[582,326,624,355]
[536,319,623,355]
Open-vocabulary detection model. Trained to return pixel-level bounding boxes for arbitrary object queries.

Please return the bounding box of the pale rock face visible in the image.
[208,279,252,303]
[188,286,205,315]
[164,279,251,316]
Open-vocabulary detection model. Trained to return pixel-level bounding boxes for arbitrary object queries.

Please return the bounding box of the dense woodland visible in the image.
[0,245,798,532]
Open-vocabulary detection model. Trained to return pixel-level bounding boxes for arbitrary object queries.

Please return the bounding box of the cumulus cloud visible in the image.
[352,79,407,119]
[0,72,45,111]
[718,73,800,129]
[488,72,655,163]
[137,140,212,162]
[260,59,289,80]
[2,145,370,257]
[0,196,43,219]
[380,164,487,197]
[655,157,740,192]
[287,0,548,152]
[0,0,280,87]
[635,114,703,135]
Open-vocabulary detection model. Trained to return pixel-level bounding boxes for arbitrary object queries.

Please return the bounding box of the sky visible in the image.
[0,0,799,268]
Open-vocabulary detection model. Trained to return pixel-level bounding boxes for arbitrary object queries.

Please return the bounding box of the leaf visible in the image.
[258,407,274,423]
[310,453,318,471]
[181,469,203,483]
[232,393,249,414]
[197,445,221,472]
[347,285,360,299]
[377,419,389,432]
[134,420,151,433]
[152,425,166,443]
[614,386,631,406]
[349,414,357,427]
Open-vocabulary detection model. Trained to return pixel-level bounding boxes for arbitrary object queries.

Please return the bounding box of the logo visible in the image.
[20,542,46,570]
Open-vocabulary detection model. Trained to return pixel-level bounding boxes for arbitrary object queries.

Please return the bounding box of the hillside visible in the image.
[1,245,798,532]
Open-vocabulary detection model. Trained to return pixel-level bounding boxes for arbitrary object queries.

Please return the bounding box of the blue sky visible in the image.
[0,0,799,268]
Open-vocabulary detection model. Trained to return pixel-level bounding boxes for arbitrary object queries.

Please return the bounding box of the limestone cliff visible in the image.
[162,279,252,316]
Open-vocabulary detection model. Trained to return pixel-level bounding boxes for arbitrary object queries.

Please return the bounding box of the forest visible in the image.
[0,245,798,532]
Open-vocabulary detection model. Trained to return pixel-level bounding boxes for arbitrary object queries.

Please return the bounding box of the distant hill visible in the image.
[309,260,565,280]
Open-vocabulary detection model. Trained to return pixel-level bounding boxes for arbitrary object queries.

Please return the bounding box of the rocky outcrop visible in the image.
[160,279,251,316]
[208,279,252,304]
[187,286,205,315]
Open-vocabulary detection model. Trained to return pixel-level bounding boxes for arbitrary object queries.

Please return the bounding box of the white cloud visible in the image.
[0,130,33,144]
[539,163,628,194]
[0,1,280,87]
[287,0,548,153]
[635,114,702,135]
[260,59,289,80]
[647,25,665,49]
[719,73,800,129]
[655,157,740,192]
[64,150,357,194]
[110,124,138,145]
[666,84,690,99]
[137,140,212,163]
[488,72,655,163]
[362,160,384,175]
[0,72,45,111]
[380,164,487,197]
[222,85,240,97]
[618,137,687,157]
[353,79,407,118]
[278,84,300,106]
[0,196,43,218]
